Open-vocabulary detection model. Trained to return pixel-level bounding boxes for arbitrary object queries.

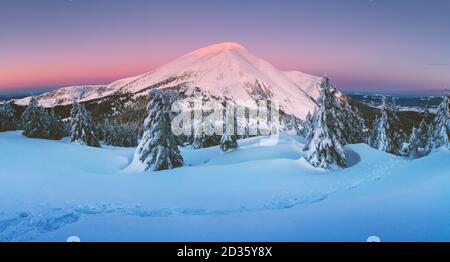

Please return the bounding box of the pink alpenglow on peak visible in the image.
[186,42,248,57]
[13,42,322,119]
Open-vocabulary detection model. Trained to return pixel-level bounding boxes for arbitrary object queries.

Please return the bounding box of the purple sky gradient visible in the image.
[1,0,449,93]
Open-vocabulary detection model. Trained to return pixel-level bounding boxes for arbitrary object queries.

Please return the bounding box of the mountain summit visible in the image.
[14,42,322,119]
[186,42,247,56]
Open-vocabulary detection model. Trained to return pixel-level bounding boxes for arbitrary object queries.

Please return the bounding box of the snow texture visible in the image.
[2,131,450,241]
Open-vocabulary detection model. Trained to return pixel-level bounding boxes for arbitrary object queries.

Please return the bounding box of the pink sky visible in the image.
[1,0,449,93]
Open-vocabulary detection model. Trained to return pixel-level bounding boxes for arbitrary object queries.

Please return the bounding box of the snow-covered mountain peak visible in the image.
[185,42,247,57]
[13,42,322,119]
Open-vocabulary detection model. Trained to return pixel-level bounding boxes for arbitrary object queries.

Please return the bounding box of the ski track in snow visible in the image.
[0,197,327,242]
[0,162,401,242]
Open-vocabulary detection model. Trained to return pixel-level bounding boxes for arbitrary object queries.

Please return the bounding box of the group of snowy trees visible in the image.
[96,120,140,147]
[18,98,99,145]
[133,90,239,171]
[20,97,65,140]
[370,95,450,159]
[302,77,450,169]
[0,102,18,131]
[191,116,239,150]
[2,97,141,149]
[4,77,448,173]
[135,77,367,171]
[302,77,367,169]
[303,78,450,169]
[2,97,99,146]
[1,99,64,138]
[405,96,450,158]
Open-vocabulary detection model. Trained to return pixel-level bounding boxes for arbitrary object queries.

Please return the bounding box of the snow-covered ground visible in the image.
[1,131,450,242]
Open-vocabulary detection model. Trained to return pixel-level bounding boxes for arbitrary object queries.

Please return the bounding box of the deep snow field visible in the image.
[1,131,450,242]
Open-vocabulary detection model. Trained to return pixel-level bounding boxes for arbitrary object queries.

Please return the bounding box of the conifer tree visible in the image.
[132,90,183,171]
[21,97,50,138]
[0,102,18,131]
[371,97,405,154]
[69,101,100,147]
[407,107,431,158]
[102,121,139,147]
[427,95,450,150]
[305,77,346,169]
[372,97,391,152]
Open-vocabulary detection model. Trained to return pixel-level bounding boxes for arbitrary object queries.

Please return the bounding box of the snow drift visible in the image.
[1,131,450,241]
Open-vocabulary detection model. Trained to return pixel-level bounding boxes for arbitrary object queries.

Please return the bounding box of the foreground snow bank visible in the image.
[1,131,450,241]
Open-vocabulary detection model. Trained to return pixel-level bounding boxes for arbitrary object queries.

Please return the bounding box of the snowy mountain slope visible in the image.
[284,70,322,100]
[13,42,321,119]
[14,85,105,108]
[2,131,450,241]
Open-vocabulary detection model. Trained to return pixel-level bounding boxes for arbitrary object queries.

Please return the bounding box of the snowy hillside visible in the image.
[14,85,105,108]
[13,42,321,119]
[1,131,450,241]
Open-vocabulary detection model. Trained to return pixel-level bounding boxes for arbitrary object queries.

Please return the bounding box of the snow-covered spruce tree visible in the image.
[102,121,139,147]
[21,97,51,138]
[305,77,346,169]
[427,95,450,151]
[407,108,431,158]
[371,96,404,154]
[133,90,183,171]
[69,101,100,147]
[0,102,18,131]
[371,98,391,152]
